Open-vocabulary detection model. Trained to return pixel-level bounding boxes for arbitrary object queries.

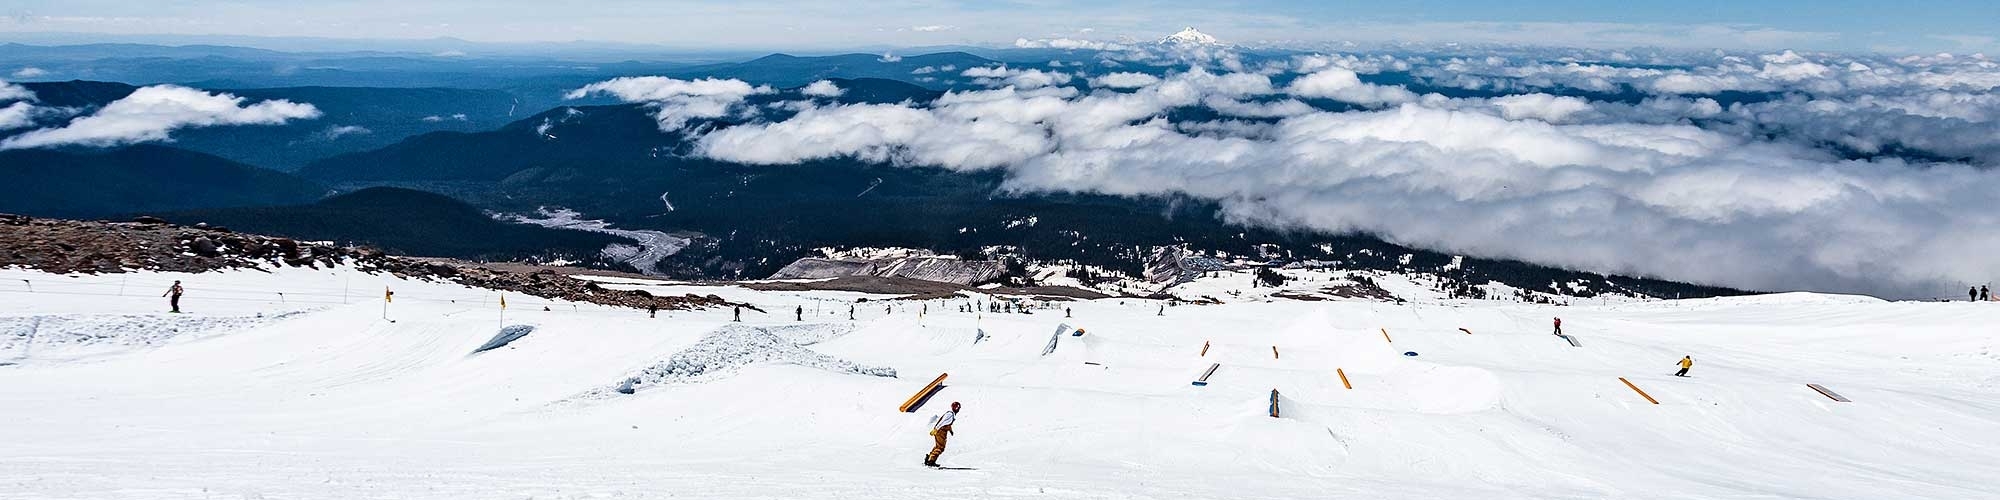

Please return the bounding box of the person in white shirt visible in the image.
[924,402,961,467]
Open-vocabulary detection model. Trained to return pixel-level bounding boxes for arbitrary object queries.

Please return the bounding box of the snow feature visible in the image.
[2,311,306,363]
[472,324,536,354]
[604,323,896,396]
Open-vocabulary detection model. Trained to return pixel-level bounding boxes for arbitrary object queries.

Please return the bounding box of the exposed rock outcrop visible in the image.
[0,214,731,311]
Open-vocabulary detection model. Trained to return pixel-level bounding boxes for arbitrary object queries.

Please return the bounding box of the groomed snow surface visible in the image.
[2,266,1997,499]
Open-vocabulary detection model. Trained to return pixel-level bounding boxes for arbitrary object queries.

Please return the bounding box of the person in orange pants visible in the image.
[924,402,960,467]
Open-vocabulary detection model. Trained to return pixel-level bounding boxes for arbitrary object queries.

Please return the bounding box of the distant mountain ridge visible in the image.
[0,145,325,218]
[162,187,636,265]
[10,81,520,171]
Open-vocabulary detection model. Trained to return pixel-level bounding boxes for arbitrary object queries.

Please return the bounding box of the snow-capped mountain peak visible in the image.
[1161,27,1223,46]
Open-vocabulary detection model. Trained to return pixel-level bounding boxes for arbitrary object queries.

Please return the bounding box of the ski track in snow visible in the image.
[1,266,1998,499]
[2,311,308,363]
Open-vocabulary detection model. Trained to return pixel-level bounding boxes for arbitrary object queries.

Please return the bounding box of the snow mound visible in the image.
[605,323,895,395]
[472,324,536,353]
[1,311,306,362]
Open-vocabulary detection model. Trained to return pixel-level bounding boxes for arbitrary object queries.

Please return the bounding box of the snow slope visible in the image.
[1,266,1996,499]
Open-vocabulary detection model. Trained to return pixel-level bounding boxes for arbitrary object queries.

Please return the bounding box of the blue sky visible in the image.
[1,0,1995,53]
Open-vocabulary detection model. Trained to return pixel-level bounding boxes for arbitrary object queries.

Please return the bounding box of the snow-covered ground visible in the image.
[2,266,1997,499]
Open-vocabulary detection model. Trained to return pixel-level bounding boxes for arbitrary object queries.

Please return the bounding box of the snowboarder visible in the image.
[1065,307,1072,318]
[924,401,961,467]
[732,306,741,322]
[163,281,184,313]
[648,304,657,318]
[1983,285,1992,302]
[795,305,803,322]
[1973,287,1981,302]
[1552,317,1563,336]
[1674,356,1694,377]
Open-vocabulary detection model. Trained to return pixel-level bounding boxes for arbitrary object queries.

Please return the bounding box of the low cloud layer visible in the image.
[0,85,319,150]
[0,101,37,130]
[566,76,770,131]
[0,79,33,102]
[575,51,2000,297]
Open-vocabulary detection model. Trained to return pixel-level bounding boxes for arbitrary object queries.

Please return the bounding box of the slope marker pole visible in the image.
[1380,328,1392,343]
[1337,368,1352,389]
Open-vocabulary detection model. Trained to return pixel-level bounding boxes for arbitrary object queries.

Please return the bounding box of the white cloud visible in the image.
[1286,67,1419,105]
[0,85,319,150]
[0,79,33,102]
[1203,97,1315,118]
[878,52,902,63]
[10,67,48,79]
[321,124,371,140]
[685,65,2000,298]
[1014,38,1131,51]
[0,101,36,130]
[962,66,1073,89]
[1090,72,1161,89]
[801,80,844,98]
[910,66,937,75]
[567,76,771,131]
[909,25,956,32]
[1486,94,1597,122]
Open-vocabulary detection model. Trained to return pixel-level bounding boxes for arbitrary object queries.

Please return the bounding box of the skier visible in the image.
[162,280,184,313]
[795,305,803,322]
[849,304,855,320]
[1066,307,1072,318]
[1973,287,1981,302]
[924,401,961,467]
[648,304,658,319]
[1552,317,1563,336]
[733,306,741,322]
[1983,285,1992,302]
[1674,356,1694,377]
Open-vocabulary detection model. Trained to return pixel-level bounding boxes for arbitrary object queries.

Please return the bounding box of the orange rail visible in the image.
[1619,377,1659,404]
[898,373,949,412]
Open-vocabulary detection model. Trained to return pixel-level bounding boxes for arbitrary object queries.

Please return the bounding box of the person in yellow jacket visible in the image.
[924,402,961,467]
[1674,356,1694,377]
